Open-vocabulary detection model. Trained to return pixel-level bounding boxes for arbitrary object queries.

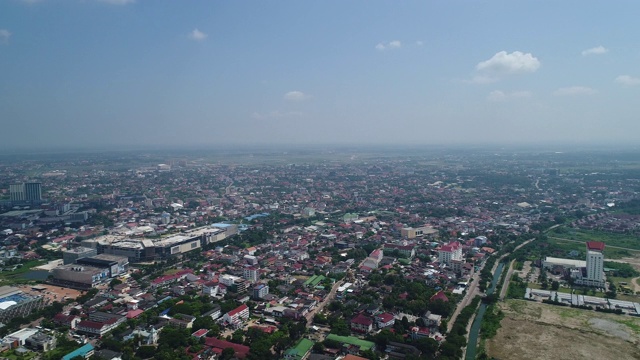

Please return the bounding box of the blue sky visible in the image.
[1,0,640,149]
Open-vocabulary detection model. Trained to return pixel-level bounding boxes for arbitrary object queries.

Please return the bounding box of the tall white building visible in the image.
[438,241,463,265]
[584,241,605,287]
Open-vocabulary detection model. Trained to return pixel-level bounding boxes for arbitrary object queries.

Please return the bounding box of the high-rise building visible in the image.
[9,182,42,203]
[24,182,42,202]
[9,184,25,202]
[585,241,605,287]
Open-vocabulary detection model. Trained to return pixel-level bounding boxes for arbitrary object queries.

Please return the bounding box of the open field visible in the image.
[486,300,640,360]
[17,284,84,303]
[0,260,47,285]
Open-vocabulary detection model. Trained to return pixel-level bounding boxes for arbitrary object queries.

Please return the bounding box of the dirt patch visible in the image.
[487,317,640,360]
[17,284,84,303]
[486,300,640,360]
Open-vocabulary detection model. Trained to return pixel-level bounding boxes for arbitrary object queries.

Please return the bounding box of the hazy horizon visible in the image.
[2,1,640,149]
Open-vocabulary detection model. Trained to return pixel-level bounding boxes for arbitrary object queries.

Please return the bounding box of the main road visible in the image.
[305,279,344,324]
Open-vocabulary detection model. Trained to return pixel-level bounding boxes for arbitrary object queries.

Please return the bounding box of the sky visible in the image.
[2,0,640,150]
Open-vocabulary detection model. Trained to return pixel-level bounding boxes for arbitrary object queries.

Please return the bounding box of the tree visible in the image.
[221,348,235,360]
[551,281,560,291]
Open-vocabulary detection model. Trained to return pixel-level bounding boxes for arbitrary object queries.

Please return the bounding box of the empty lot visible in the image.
[486,300,640,360]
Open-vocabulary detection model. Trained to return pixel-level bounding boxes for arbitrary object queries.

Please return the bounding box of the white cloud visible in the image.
[416,40,424,46]
[98,0,135,4]
[487,90,532,102]
[283,91,310,101]
[581,46,608,56]
[476,51,541,74]
[251,111,304,120]
[188,29,207,41]
[615,75,640,86]
[553,86,597,96]
[0,29,10,44]
[375,40,402,51]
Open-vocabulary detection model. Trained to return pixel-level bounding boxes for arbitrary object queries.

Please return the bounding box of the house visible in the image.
[202,281,220,297]
[375,313,395,329]
[53,314,81,329]
[350,313,373,333]
[430,291,449,303]
[222,304,249,329]
[202,305,222,321]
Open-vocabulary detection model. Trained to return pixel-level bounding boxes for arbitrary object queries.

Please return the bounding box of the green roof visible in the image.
[303,275,318,286]
[62,344,94,360]
[310,275,325,286]
[284,338,314,360]
[326,334,375,351]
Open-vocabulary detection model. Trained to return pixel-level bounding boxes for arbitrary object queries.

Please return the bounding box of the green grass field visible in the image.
[547,237,638,259]
[0,260,47,285]
[549,227,640,251]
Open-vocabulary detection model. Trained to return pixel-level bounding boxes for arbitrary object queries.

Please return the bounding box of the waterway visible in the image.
[465,261,505,360]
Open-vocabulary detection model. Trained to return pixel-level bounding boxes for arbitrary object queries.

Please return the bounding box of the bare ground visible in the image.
[486,300,640,360]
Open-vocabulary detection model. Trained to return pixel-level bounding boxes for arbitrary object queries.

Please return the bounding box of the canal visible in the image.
[465,261,505,360]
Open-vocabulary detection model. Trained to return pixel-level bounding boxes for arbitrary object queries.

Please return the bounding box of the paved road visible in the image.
[499,260,515,300]
[447,262,484,333]
[447,237,536,333]
[305,279,343,324]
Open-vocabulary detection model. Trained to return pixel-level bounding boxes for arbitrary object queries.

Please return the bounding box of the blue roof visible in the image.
[62,344,94,360]
[211,223,232,228]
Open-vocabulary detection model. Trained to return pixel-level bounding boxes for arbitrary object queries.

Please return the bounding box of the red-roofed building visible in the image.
[126,309,144,319]
[350,313,374,333]
[430,291,449,303]
[438,241,462,265]
[204,337,250,359]
[222,304,249,329]
[192,329,208,339]
[375,312,395,329]
[586,241,605,252]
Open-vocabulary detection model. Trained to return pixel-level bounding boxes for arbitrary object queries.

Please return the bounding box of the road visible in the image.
[447,261,485,333]
[499,260,515,300]
[305,279,343,324]
[447,237,536,333]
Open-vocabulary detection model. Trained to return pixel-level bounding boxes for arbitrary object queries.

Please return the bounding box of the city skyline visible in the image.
[2,1,640,149]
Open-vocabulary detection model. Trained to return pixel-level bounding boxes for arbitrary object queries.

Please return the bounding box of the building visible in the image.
[243,266,259,283]
[2,328,39,349]
[252,284,269,300]
[9,182,42,204]
[222,304,249,329]
[62,344,94,360]
[283,338,314,360]
[375,313,395,329]
[350,313,373,333]
[76,254,129,277]
[25,332,57,351]
[401,226,437,239]
[8,184,25,202]
[50,265,109,289]
[76,315,126,336]
[384,243,416,259]
[581,241,606,287]
[0,286,45,323]
[438,241,463,265]
[62,247,98,265]
[204,337,250,359]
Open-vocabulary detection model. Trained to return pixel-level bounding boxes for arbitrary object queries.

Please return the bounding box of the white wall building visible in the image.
[438,241,463,265]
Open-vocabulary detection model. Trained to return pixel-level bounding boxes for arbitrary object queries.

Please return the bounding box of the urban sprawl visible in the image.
[0,148,639,360]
